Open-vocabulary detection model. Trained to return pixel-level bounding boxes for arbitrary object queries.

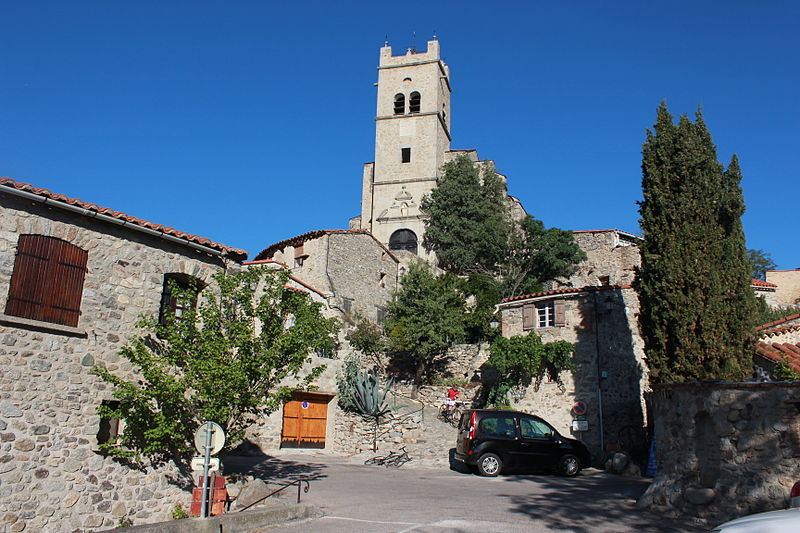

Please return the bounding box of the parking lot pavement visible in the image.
[225,452,707,533]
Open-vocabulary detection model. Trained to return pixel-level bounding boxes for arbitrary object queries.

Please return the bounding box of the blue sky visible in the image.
[2,1,798,268]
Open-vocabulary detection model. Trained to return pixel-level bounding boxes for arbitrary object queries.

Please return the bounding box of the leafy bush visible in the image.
[484,334,575,406]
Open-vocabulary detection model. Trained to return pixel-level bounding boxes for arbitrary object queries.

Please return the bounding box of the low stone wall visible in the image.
[331,408,425,454]
[638,382,800,524]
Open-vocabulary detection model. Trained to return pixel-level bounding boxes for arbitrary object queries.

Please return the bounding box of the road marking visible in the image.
[322,516,420,526]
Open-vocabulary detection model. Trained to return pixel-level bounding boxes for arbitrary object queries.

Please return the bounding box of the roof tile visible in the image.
[1,177,247,260]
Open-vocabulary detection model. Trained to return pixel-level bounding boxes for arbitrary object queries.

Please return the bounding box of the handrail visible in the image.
[236,477,310,511]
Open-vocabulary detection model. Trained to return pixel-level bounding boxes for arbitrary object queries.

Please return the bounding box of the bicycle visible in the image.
[364,446,409,467]
[383,447,411,468]
[438,402,465,427]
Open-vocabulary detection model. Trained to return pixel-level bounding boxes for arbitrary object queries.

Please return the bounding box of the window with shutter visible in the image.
[554,300,566,327]
[5,235,88,327]
[522,304,535,330]
[158,274,201,325]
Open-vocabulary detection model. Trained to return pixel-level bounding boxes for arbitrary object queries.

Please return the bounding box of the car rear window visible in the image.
[477,416,516,438]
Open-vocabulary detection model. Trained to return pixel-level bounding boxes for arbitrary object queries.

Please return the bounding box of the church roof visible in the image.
[254,229,399,263]
[0,177,248,260]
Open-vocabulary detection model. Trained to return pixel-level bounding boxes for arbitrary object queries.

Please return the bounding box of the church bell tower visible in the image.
[357,39,452,262]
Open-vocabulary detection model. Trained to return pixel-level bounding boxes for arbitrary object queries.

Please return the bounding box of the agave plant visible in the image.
[352,368,393,418]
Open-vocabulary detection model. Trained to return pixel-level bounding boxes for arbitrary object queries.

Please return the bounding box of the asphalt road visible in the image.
[225,451,707,533]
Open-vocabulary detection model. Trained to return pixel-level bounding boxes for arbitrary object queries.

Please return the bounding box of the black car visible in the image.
[454,409,591,477]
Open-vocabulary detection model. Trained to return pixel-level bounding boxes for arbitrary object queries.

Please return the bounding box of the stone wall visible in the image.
[0,194,238,532]
[638,382,800,524]
[565,230,640,289]
[767,269,800,306]
[499,287,648,464]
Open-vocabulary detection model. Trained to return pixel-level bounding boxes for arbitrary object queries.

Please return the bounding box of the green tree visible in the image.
[635,103,757,383]
[345,313,388,373]
[384,261,466,395]
[748,248,777,281]
[421,155,585,300]
[484,334,575,406]
[93,267,338,465]
[421,155,511,275]
[499,215,587,297]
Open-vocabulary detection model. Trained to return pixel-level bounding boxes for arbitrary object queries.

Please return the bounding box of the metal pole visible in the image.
[200,421,213,518]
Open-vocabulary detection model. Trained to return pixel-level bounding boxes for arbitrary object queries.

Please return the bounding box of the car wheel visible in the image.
[558,454,581,477]
[477,453,502,477]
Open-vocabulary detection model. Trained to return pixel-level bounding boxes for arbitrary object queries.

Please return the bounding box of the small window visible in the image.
[598,275,610,286]
[294,256,305,267]
[520,418,554,439]
[401,147,411,163]
[342,297,353,315]
[5,235,88,327]
[394,93,405,115]
[158,274,200,325]
[537,302,555,328]
[409,91,421,113]
[378,272,386,287]
[477,416,516,438]
[97,400,121,445]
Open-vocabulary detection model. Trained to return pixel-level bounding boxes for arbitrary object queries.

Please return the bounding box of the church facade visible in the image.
[351,39,523,263]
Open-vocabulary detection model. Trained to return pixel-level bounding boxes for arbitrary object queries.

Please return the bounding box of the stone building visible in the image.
[251,229,400,328]
[766,268,800,307]
[350,38,525,264]
[495,228,647,461]
[0,177,247,532]
[752,278,779,307]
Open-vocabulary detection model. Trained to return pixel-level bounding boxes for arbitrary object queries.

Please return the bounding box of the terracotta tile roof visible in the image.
[751,279,778,288]
[757,313,800,331]
[500,284,633,304]
[572,229,642,240]
[755,341,800,372]
[254,229,399,263]
[759,324,800,339]
[1,177,248,261]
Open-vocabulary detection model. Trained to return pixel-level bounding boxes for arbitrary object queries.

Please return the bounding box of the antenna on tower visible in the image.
[410,31,417,53]
[432,30,438,41]
[384,35,389,47]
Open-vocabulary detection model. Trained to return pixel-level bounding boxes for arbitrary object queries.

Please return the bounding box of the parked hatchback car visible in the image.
[454,409,591,477]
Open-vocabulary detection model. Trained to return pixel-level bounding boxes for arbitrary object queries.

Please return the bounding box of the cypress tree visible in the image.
[636,103,756,383]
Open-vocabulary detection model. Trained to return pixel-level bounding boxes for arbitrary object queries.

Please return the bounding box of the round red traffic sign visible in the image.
[572,401,588,416]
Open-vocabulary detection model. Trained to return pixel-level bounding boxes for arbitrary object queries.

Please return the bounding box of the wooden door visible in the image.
[281,392,330,449]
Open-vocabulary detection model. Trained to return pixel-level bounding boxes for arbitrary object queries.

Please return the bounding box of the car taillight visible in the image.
[790,481,800,508]
[468,411,477,440]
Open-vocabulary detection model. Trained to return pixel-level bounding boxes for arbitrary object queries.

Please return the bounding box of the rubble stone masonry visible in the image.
[0,194,238,532]
[639,382,800,524]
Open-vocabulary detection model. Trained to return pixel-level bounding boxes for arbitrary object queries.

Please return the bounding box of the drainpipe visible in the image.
[592,291,606,456]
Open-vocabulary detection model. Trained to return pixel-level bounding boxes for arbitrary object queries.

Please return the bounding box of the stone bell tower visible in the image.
[355,38,452,262]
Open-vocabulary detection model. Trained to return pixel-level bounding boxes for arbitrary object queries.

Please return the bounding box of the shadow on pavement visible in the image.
[497,471,705,533]
[222,443,329,482]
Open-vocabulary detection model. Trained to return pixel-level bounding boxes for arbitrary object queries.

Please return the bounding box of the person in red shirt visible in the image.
[446,387,459,407]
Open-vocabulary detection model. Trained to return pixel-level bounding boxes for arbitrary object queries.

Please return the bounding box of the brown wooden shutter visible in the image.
[5,235,87,327]
[554,300,566,327]
[294,244,304,258]
[522,304,535,330]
